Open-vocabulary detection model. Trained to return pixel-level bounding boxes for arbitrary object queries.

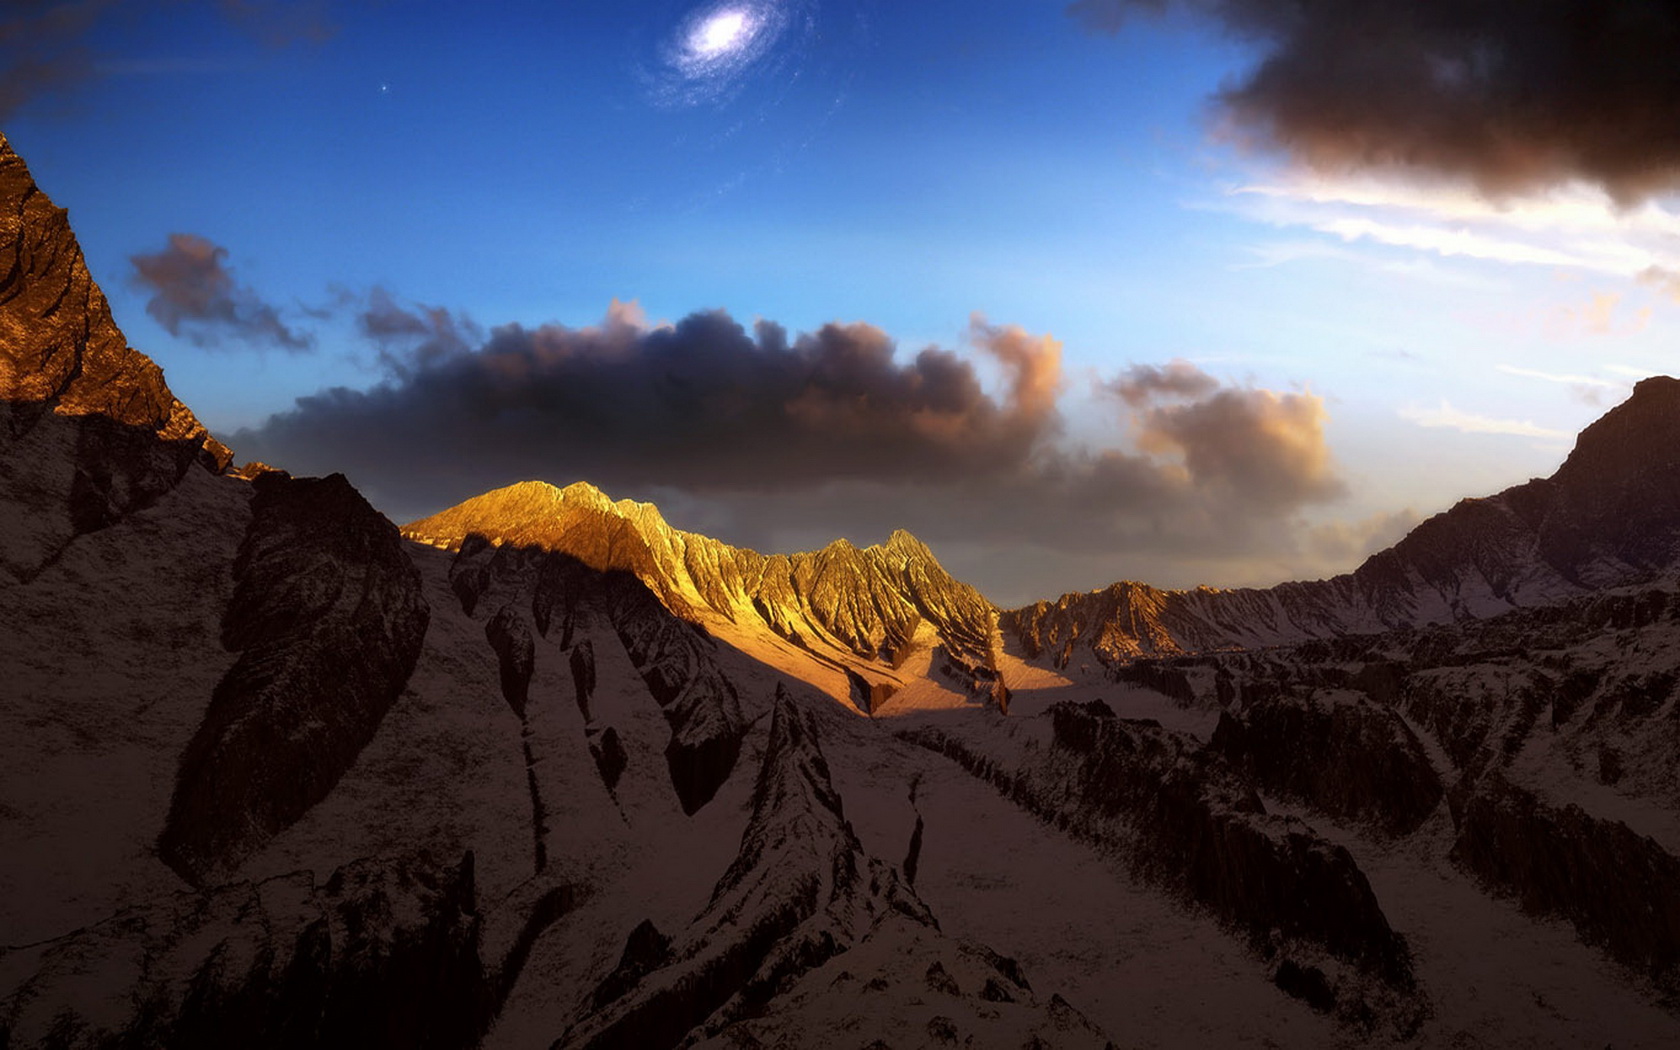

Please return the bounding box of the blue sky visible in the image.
[7,0,1680,602]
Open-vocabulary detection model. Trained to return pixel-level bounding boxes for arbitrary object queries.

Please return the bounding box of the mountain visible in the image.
[404,480,1007,714]
[1007,377,1680,668]
[0,138,230,584]
[5,129,1680,1049]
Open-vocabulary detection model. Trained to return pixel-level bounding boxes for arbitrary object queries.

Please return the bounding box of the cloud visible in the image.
[1213,173,1680,302]
[1301,507,1422,568]
[0,0,109,122]
[1641,266,1680,302]
[1114,361,1344,510]
[0,0,341,120]
[1072,0,1680,202]
[233,303,1351,600]
[1398,400,1571,440]
[1106,359,1219,407]
[238,302,1068,493]
[130,233,314,352]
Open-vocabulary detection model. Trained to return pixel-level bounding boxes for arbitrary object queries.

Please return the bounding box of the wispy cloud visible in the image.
[1221,176,1680,285]
[1398,400,1572,440]
[1496,365,1625,390]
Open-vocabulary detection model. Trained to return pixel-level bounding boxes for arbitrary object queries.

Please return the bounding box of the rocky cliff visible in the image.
[0,133,231,583]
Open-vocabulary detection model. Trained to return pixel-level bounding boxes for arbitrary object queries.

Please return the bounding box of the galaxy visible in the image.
[639,0,818,109]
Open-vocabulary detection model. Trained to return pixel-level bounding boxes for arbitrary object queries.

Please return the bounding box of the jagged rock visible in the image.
[590,726,629,793]
[1210,690,1444,836]
[1450,773,1680,983]
[589,920,674,1011]
[486,604,537,718]
[0,852,488,1050]
[157,472,430,885]
[845,667,897,716]
[605,573,746,815]
[571,640,598,720]
[403,483,999,681]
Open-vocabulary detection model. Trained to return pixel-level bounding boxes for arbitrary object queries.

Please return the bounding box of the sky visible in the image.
[7,0,1680,605]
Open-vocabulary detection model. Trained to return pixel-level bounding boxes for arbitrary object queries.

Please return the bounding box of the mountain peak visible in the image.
[1557,375,1680,480]
[402,480,1001,692]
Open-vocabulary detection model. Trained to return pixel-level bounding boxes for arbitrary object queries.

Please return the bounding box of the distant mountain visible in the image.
[1007,376,1680,667]
[404,480,1006,712]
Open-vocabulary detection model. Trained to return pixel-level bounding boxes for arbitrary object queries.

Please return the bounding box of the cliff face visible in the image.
[1007,377,1680,667]
[404,481,1001,694]
[0,133,231,582]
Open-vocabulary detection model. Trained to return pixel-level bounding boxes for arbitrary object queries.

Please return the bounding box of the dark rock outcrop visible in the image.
[605,573,745,815]
[1210,690,1444,836]
[0,852,488,1050]
[486,605,537,718]
[1450,773,1680,984]
[158,472,430,885]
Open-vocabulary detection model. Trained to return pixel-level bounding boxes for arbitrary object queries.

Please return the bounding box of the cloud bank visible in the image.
[1072,0,1680,201]
[234,301,1351,601]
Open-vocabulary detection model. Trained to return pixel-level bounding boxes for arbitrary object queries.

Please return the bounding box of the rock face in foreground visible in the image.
[404,481,1000,689]
[1449,772,1680,983]
[158,472,431,886]
[1006,377,1680,666]
[0,132,230,582]
[0,852,488,1050]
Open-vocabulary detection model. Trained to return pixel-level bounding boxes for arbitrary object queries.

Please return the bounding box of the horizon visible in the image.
[7,1,1680,604]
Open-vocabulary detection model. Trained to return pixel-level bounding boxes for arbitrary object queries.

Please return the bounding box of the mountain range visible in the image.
[4,131,1680,1048]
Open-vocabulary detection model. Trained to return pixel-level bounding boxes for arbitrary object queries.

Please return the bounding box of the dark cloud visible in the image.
[358,287,479,377]
[239,302,1064,493]
[1070,0,1680,202]
[130,233,313,352]
[0,0,340,120]
[233,303,1352,600]
[0,0,109,122]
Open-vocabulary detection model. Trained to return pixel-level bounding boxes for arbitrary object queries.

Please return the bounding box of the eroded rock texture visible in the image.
[404,482,1000,687]
[158,472,430,885]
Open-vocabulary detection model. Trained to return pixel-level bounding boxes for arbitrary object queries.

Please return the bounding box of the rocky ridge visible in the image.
[405,480,1004,703]
[1007,378,1680,667]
